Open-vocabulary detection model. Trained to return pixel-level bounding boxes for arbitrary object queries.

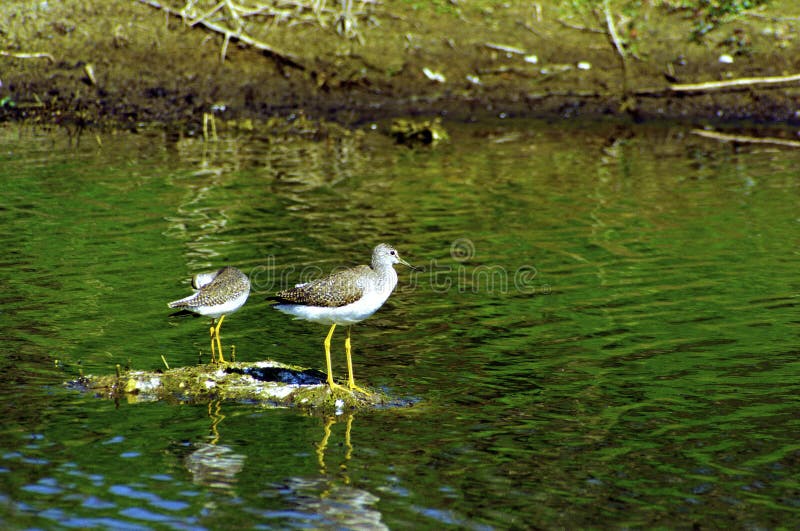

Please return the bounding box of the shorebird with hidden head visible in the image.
[270,243,416,394]
[168,266,250,363]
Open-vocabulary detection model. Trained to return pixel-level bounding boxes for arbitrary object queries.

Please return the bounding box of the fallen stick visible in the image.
[601,0,629,97]
[602,0,626,63]
[691,128,800,148]
[136,0,304,69]
[0,50,56,63]
[555,19,604,34]
[671,73,800,92]
[483,42,528,55]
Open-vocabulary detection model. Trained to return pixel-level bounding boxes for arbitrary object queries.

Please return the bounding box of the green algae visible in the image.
[69,360,402,413]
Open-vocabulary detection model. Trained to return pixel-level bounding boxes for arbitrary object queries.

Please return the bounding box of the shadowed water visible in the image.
[0,121,798,528]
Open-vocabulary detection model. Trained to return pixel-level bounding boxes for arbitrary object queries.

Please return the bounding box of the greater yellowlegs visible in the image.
[168,266,250,363]
[270,243,415,393]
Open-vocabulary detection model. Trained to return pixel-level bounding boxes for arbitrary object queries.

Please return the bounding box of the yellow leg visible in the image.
[209,319,218,363]
[345,326,371,395]
[324,324,346,392]
[324,323,336,385]
[214,314,226,363]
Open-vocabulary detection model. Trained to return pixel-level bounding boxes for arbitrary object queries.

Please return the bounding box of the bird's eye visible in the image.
[390,250,396,255]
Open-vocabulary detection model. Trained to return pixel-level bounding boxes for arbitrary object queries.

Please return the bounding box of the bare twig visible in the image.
[600,0,629,98]
[136,0,304,68]
[556,18,604,34]
[692,129,800,148]
[519,21,545,38]
[190,0,225,27]
[0,50,56,63]
[532,3,543,22]
[483,42,527,55]
[744,12,800,22]
[671,73,800,92]
[223,0,248,33]
[84,63,97,86]
[220,31,231,61]
[602,0,626,62]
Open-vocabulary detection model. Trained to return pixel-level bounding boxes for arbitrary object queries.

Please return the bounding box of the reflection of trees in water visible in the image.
[171,129,369,190]
[164,130,370,268]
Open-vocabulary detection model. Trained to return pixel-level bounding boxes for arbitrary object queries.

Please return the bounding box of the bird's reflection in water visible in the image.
[287,413,388,530]
[316,414,353,479]
[183,403,387,528]
[184,400,245,492]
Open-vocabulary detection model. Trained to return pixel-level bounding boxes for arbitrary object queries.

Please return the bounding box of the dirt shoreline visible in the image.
[2,1,800,130]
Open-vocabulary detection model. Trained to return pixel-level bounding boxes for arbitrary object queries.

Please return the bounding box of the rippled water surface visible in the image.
[0,120,798,528]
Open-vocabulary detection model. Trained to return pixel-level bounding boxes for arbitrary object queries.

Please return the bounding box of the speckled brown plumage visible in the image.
[272,265,370,308]
[168,266,250,314]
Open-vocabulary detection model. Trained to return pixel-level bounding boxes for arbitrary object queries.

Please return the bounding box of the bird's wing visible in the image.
[167,293,196,309]
[272,266,369,307]
[167,269,219,309]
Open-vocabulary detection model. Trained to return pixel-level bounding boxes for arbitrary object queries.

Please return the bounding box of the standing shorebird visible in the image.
[270,243,415,394]
[168,266,250,363]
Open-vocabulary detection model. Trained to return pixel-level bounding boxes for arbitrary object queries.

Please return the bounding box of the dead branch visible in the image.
[0,51,56,63]
[692,129,800,148]
[744,12,800,22]
[189,0,225,27]
[600,0,629,99]
[602,0,626,63]
[483,42,527,55]
[136,0,305,69]
[556,19,604,34]
[671,73,800,92]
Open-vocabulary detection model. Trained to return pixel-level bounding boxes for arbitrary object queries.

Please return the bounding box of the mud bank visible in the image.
[2,0,800,129]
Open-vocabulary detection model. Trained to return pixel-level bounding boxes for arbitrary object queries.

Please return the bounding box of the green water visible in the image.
[0,120,798,529]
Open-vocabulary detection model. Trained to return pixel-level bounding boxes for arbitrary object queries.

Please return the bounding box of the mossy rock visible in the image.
[390,118,449,145]
[67,360,403,413]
